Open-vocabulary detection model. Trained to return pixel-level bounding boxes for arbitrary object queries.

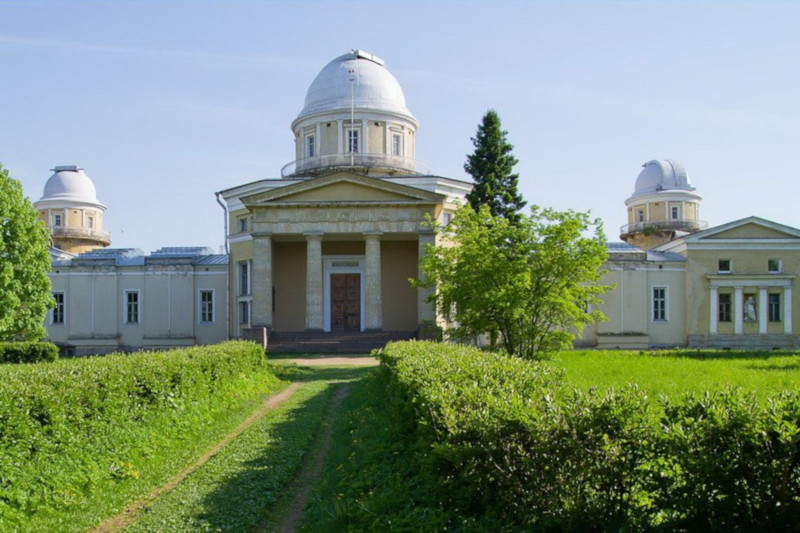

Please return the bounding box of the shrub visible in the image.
[377,341,800,531]
[0,341,58,363]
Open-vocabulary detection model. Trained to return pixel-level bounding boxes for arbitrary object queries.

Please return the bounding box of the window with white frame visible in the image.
[392,133,402,156]
[305,134,316,158]
[768,259,781,273]
[636,209,645,222]
[769,293,781,322]
[238,261,250,296]
[87,215,94,229]
[652,287,668,321]
[670,203,681,220]
[125,291,139,324]
[718,259,732,273]
[718,293,732,322]
[200,290,214,323]
[238,217,248,233]
[52,292,65,324]
[347,128,359,153]
[53,213,62,227]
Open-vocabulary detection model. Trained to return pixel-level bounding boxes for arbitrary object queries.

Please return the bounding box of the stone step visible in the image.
[267,330,416,354]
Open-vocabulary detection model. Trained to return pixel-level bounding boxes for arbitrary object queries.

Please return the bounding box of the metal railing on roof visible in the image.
[620,219,708,236]
[281,153,429,177]
[50,226,111,244]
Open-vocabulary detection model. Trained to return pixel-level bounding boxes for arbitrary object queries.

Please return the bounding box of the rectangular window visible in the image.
[718,293,732,322]
[442,212,452,226]
[718,259,732,273]
[306,134,315,158]
[238,261,250,296]
[53,213,62,226]
[238,301,250,325]
[347,128,359,153]
[652,287,667,321]
[769,293,781,322]
[52,292,65,324]
[768,259,781,273]
[392,133,402,156]
[670,204,680,220]
[125,291,139,324]
[238,217,248,233]
[87,216,94,229]
[636,209,645,222]
[199,290,214,323]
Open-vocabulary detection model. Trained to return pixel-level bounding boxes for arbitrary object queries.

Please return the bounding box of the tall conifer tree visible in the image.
[464,110,526,223]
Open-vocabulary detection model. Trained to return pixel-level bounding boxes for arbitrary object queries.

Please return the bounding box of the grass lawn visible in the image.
[548,349,800,402]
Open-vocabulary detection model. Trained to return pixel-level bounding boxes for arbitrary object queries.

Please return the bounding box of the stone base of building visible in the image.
[688,334,799,350]
[594,334,650,350]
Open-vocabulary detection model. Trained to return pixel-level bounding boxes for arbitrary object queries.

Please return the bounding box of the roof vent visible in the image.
[52,165,82,172]
[352,49,385,66]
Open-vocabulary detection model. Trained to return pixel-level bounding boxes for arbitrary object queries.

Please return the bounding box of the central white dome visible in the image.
[297,50,414,120]
[632,159,693,197]
[40,165,103,206]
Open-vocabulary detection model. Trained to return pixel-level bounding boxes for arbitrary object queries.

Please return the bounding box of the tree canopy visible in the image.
[464,110,526,223]
[0,163,52,341]
[416,205,609,359]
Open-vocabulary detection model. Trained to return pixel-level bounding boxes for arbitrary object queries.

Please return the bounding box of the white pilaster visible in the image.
[362,119,369,153]
[305,233,324,330]
[759,287,768,334]
[315,122,321,156]
[734,286,743,335]
[337,119,344,154]
[364,233,382,330]
[385,122,391,155]
[709,286,718,334]
[785,286,793,334]
[251,234,273,328]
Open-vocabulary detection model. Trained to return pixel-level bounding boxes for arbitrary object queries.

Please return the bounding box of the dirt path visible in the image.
[90,383,303,533]
[257,385,350,533]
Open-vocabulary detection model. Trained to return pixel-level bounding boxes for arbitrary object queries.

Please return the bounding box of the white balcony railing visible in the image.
[620,219,708,236]
[281,153,429,178]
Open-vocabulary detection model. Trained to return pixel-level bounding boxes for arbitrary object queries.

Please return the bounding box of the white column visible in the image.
[385,122,391,155]
[337,119,344,154]
[305,233,324,331]
[314,122,321,156]
[785,286,793,334]
[364,233,383,330]
[709,286,718,334]
[362,119,369,153]
[759,287,768,334]
[734,286,743,335]
[417,233,436,327]
[251,234,273,328]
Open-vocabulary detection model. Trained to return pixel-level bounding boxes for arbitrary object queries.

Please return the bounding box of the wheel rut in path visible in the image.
[90,382,303,533]
[257,384,351,533]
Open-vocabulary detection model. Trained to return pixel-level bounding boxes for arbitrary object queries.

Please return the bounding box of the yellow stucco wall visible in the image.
[705,223,791,240]
[322,122,337,155]
[282,182,413,202]
[368,121,385,154]
[273,242,306,331]
[380,240,418,331]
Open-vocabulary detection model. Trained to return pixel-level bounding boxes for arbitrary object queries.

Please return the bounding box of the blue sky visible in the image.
[2,1,799,253]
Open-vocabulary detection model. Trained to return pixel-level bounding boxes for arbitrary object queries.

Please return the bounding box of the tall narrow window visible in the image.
[52,292,65,324]
[200,290,214,323]
[306,134,316,158]
[53,213,62,227]
[238,261,250,296]
[636,209,645,222]
[769,293,781,322]
[347,128,359,153]
[718,293,732,322]
[652,287,667,321]
[87,216,94,229]
[670,204,680,220]
[238,301,250,325]
[392,133,402,156]
[238,217,248,233]
[125,291,139,324]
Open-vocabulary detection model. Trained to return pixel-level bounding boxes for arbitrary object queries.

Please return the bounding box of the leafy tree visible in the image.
[464,110,526,223]
[0,163,52,340]
[416,205,609,359]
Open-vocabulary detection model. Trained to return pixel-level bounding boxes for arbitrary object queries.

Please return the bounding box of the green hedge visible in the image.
[0,341,58,363]
[378,341,800,531]
[0,341,279,527]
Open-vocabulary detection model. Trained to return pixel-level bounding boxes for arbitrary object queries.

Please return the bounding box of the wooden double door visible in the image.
[331,273,361,331]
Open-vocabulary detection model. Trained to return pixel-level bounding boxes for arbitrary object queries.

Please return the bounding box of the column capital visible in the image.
[304,231,324,240]
[363,231,383,238]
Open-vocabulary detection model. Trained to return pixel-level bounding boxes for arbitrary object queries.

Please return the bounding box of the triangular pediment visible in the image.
[241,172,444,207]
[689,217,800,241]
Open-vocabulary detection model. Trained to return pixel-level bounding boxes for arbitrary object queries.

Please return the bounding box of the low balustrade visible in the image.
[50,226,111,243]
[620,219,708,236]
[281,153,429,177]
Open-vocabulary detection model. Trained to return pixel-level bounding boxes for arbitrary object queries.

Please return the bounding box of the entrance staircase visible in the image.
[266,330,417,354]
